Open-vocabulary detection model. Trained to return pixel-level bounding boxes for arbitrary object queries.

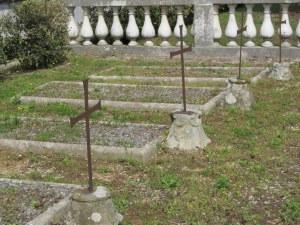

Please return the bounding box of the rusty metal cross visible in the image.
[237,10,247,80]
[170,25,192,112]
[70,79,101,193]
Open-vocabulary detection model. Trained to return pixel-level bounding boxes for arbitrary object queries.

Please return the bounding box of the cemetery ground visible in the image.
[0,54,299,225]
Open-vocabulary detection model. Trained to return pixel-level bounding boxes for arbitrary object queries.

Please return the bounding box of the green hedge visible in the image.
[0,0,69,69]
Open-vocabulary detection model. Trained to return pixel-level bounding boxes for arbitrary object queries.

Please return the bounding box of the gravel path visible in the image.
[0,179,76,225]
[30,82,222,105]
[0,120,167,148]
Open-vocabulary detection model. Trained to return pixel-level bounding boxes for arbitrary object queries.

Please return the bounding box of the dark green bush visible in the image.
[0,0,69,69]
[0,38,7,65]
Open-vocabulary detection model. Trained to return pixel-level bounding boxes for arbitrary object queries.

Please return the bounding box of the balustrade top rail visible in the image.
[64,0,299,7]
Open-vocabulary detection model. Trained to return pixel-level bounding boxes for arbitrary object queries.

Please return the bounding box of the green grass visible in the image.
[281,197,300,224]
[0,55,299,224]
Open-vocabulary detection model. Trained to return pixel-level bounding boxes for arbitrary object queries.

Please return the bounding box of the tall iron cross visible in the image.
[170,25,192,112]
[70,79,101,193]
[237,10,247,80]
[277,12,287,63]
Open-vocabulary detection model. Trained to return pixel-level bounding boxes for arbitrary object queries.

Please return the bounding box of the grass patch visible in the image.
[0,56,299,224]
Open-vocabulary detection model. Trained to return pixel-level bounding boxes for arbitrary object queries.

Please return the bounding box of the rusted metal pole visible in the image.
[238,10,245,80]
[180,25,187,112]
[279,10,283,63]
[83,79,94,193]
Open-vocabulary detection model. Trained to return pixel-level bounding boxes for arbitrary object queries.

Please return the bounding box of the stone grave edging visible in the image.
[0,178,83,225]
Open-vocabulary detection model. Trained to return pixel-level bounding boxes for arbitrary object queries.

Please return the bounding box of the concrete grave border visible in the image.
[40,80,222,90]
[0,118,168,162]
[89,75,229,83]
[0,178,83,225]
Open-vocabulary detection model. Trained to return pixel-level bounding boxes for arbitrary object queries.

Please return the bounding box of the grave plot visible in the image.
[28,81,222,104]
[92,65,264,79]
[0,178,79,225]
[0,118,168,161]
[20,81,226,112]
[89,75,228,88]
[3,102,172,125]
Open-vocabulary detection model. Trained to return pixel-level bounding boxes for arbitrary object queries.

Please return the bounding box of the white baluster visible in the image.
[111,7,124,46]
[126,7,140,46]
[174,6,188,46]
[280,4,293,47]
[243,4,257,47]
[142,6,156,46]
[158,7,172,47]
[213,5,222,46]
[80,7,94,46]
[67,7,79,45]
[225,4,238,46]
[95,7,108,46]
[260,4,274,47]
[296,18,300,47]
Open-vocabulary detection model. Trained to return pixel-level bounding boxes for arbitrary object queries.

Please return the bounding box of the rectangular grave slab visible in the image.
[27,81,223,105]
[0,118,168,161]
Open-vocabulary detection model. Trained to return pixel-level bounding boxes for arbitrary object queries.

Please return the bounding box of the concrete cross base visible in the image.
[166,111,211,151]
[224,78,255,110]
[67,187,123,225]
[268,62,293,81]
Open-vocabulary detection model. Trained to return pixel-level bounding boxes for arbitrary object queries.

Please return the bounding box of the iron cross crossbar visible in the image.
[70,79,101,193]
[237,10,247,80]
[170,25,192,112]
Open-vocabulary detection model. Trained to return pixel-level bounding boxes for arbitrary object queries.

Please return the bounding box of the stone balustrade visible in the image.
[65,0,300,49]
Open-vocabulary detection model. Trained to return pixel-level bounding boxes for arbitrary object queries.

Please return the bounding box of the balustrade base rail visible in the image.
[71,45,300,60]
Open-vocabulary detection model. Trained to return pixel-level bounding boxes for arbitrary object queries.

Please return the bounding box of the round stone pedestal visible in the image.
[268,63,293,81]
[166,111,211,151]
[68,186,123,225]
[224,78,254,110]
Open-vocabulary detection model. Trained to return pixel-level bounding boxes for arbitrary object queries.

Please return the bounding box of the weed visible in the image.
[98,167,112,174]
[28,170,43,180]
[150,169,181,189]
[31,199,40,209]
[281,197,300,225]
[214,176,230,190]
[0,116,20,133]
[233,127,253,137]
[36,131,55,142]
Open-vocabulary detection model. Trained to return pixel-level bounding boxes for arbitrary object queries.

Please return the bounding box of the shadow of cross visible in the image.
[170,25,192,113]
[70,79,101,193]
[237,10,247,80]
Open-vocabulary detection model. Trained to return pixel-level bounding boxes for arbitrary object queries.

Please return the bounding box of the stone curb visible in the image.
[20,96,201,112]
[71,45,300,60]
[200,90,228,114]
[0,135,163,162]
[26,196,72,225]
[0,178,83,189]
[43,80,222,90]
[106,65,264,71]
[250,68,270,84]
[17,116,168,128]
[0,178,83,225]
[89,75,229,83]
